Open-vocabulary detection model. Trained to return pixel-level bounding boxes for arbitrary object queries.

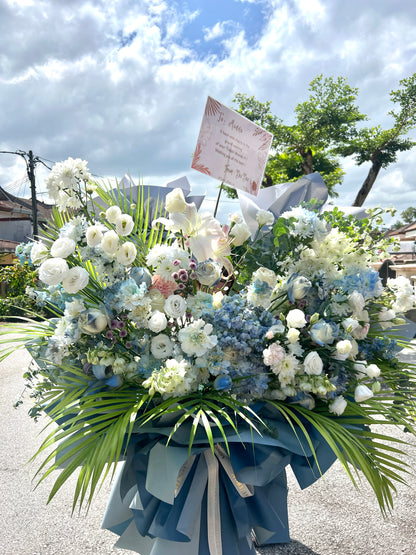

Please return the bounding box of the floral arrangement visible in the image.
[2,156,416,530]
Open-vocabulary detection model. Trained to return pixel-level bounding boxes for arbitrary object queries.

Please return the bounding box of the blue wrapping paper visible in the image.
[101,407,340,554]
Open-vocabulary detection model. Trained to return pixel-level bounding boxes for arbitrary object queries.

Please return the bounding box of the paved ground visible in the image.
[1,335,416,555]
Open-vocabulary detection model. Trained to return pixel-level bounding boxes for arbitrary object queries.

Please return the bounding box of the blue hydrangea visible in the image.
[334,269,383,300]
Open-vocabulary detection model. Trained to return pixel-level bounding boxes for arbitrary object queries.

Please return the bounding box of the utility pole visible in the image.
[0,149,51,238]
[27,150,38,238]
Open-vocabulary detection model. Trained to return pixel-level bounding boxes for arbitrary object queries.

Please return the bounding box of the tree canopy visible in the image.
[231,73,416,206]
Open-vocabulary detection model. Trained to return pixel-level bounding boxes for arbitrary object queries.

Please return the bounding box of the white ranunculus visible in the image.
[78,309,108,335]
[148,311,168,333]
[286,309,307,329]
[256,209,274,227]
[230,222,251,246]
[354,384,374,403]
[50,237,76,258]
[116,242,137,266]
[101,230,119,255]
[366,363,381,378]
[115,213,134,236]
[30,241,49,265]
[150,334,173,359]
[39,257,69,286]
[86,225,104,247]
[62,266,89,293]
[164,295,187,319]
[165,188,187,213]
[328,395,348,416]
[303,351,323,375]
[106,205,122,224]
[287,327,300,344]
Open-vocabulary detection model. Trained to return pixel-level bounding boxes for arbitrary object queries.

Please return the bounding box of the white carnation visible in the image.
[329,395,348,416]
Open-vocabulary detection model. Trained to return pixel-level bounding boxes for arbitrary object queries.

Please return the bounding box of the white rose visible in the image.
[229,212,243,224]
[116,242,137,266]
[165,188,187,213]
[303,351,323,375]
[230,222,251,246]
[286,309,307,329]
[50,237,76,258]
[336,340,352,356]
[195,259,222,286]
[366,363,381,378]
[62,266,89,293]
[148,311,168,333]
[164,295,187,319]
[329,395,348,416]
[256,209,274,227]
[30,241,49,265]
[354,384,374,403]
[106,205,122,224]
[101,230,119,255]
[86,225,104,247]
[39,257,69,285]
[253,267,277,288]
[150,334,173,359]
[115,213,134,236]
[287,328,300,344]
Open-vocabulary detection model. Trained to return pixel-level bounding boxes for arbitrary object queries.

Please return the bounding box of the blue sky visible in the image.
[0,0,415,224]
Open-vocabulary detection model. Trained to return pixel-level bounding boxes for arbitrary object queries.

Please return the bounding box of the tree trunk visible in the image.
[301,149,314,175]
[352,160,382,207]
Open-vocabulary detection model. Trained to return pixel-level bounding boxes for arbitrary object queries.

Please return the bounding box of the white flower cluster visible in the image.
[45,157,92,211]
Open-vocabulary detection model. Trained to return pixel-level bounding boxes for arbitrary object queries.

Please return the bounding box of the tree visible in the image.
[231,73,416,206]
[335,74,416,206]
[393,206,416,228]
[232,75,366,197]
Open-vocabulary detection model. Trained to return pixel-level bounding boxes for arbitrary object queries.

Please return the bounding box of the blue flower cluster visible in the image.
[335,269,383,300]
[359,336,401,362]
[202,295,275,397]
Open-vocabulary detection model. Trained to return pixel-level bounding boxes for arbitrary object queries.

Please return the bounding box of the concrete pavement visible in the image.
[1,337,416,555]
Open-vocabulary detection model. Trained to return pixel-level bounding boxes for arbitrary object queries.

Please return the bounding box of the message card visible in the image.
[191,96,273,196]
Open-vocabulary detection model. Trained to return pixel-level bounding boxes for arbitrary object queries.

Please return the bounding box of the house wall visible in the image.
[0,220,33,242]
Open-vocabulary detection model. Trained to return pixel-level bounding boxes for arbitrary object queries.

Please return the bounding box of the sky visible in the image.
[1,0,415,225]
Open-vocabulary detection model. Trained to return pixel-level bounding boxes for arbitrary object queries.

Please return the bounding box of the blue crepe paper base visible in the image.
[101,408,340,554]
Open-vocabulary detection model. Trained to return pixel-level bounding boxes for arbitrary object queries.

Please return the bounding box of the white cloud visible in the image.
[0,0,415,223]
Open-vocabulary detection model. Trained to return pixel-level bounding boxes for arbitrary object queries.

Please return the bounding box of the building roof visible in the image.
[0,186,53,220]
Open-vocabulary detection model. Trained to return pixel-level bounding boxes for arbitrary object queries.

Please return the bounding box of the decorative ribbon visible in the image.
[174,444,254,555]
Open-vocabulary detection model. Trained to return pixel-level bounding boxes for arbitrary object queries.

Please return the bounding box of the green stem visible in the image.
[213,183,224,218]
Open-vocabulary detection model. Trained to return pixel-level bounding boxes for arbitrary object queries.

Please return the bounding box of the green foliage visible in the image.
[231,73,416,205]
[0,262,47,319]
